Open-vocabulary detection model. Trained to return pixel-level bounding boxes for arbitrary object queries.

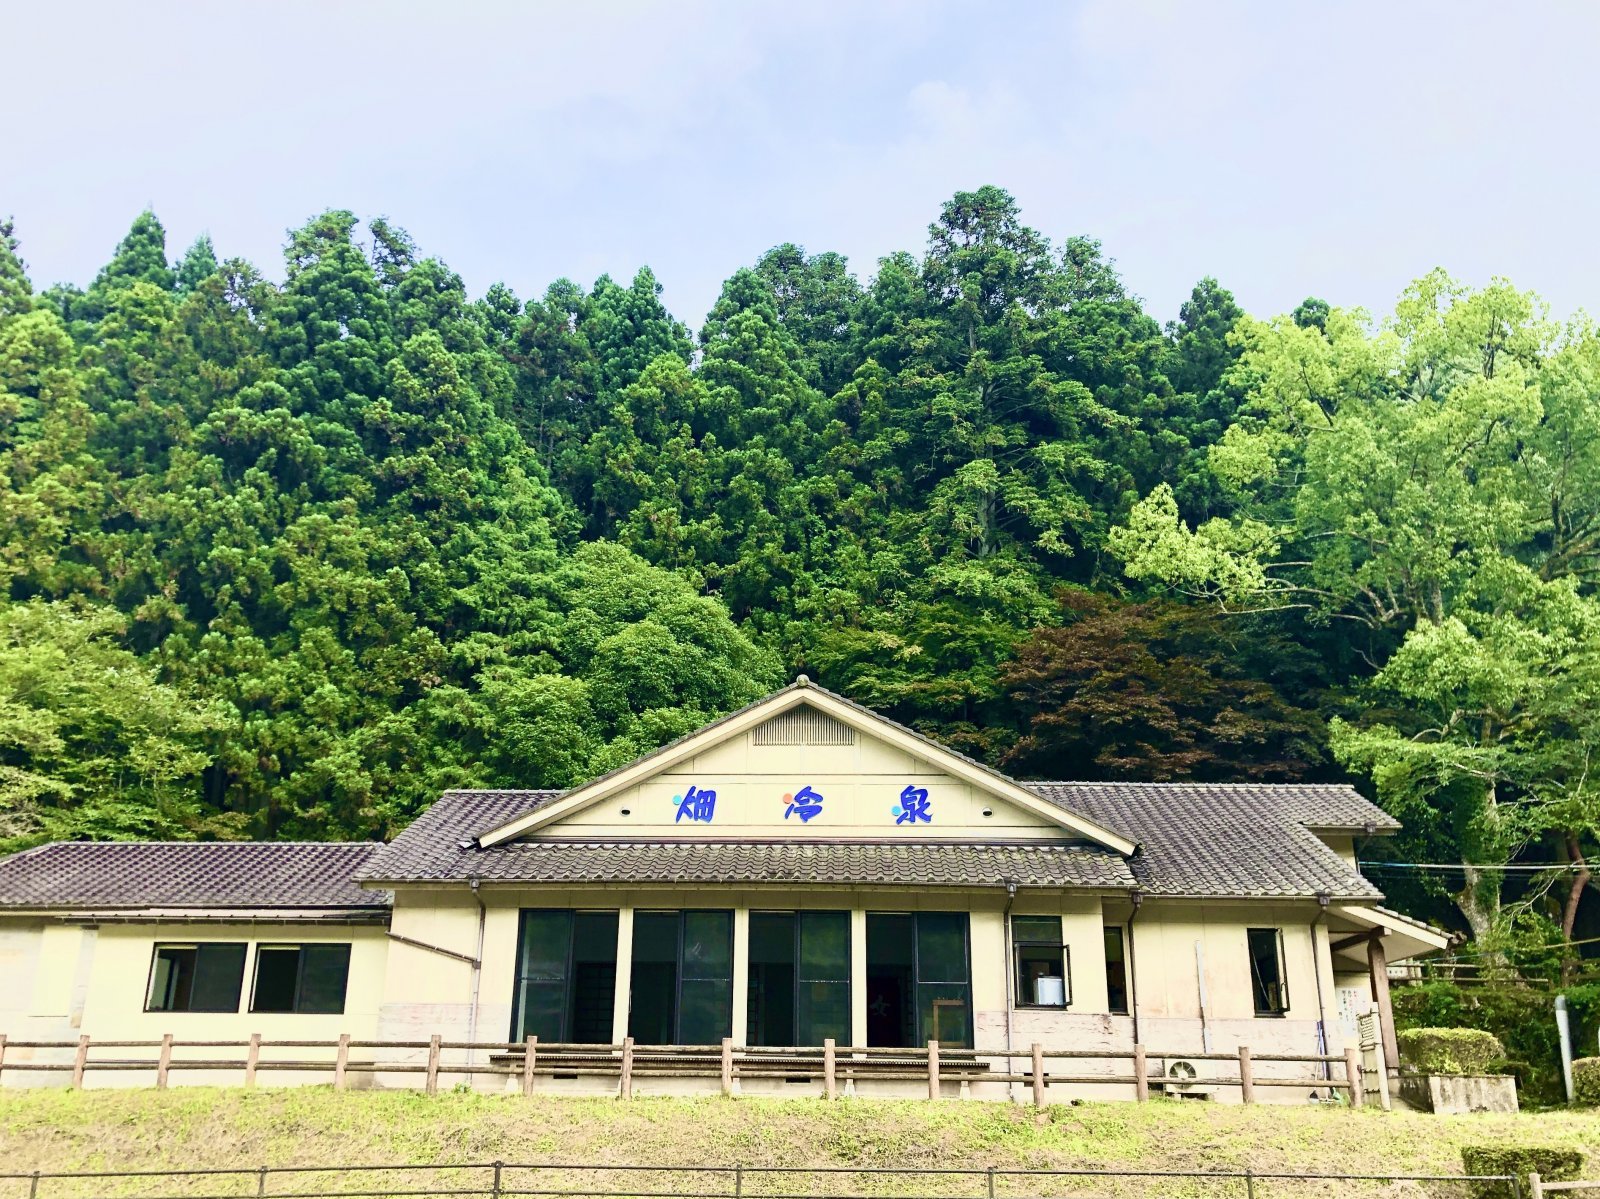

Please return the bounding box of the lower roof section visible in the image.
[372,838,1138,890]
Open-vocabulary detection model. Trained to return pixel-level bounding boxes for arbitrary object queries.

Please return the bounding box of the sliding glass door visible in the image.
[865,911,972,1048]
[747,911,850,1046]
[628,910,733,1045]
[510,910,619,1043]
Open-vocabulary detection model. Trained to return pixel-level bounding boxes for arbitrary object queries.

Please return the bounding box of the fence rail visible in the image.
[0,1032,1377,1107]
[0,1160,1527,1199]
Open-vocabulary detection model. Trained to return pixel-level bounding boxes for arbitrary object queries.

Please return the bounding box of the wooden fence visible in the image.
[0,1033,1376,1107]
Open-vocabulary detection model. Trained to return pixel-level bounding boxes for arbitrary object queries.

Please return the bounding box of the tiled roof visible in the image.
[354,783,1386,900]
[1029,783,1387,900]
[0,841,390,910]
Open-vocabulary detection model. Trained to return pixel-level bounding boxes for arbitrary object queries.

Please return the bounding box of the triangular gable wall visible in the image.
[477,683,1137,852]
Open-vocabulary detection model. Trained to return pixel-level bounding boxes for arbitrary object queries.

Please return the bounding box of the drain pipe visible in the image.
[1311,893,1330,1080]
[1126,891,1144,1047]
[467,876,486,1068]
[1002,881,1018,1102]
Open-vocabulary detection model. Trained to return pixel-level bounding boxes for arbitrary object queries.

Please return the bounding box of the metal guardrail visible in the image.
[0,1161,1528,1199]
[0,1034,1373,1107]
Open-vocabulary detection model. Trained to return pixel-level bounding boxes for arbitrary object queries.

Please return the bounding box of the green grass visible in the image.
[0,1089,1595,1198]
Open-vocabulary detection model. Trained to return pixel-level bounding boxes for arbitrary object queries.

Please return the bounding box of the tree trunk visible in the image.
[1561,833,1591,986]
[1456,863,1504,974]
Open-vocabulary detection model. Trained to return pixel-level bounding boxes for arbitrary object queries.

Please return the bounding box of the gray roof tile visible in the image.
[0,841,390,910]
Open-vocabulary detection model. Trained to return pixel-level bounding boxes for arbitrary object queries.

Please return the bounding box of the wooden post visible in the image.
[1031,1043,1045,1109]
[522,1036,536,1097]
[0,1033,7,1087]
[1370,1027,1392,1111]
[1529,1172,1543,1199]
[156,1033,174,1089]
[619,1036,634,1100]
[334,1033,351,1090]
[721,1038,734,1097]
[1344,1046,1363,1108]
[245,1034,261,1087]
[823,1038,837,1101]
[72,1034,90,1089]
[1366,936,1400,1078]
[425,1034,442,1096]
[927,1039,940,1101]
[1237,1045,1254,1105]
[1132,1043,1148,1103]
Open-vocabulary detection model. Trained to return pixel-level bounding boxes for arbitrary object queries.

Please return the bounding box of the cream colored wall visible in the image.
[77,923,389,1042]
[554,728,1065,839]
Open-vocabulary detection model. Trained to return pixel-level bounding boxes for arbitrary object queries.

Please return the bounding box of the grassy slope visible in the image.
[1,1090,1597,1197]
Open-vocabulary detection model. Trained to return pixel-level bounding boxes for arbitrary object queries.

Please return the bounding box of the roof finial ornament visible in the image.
[795,673,810,687]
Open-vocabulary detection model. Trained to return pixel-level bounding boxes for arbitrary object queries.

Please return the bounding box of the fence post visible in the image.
[619,1036,634,1100]
[927,1039,940,1101]
[425,1034,442,1096]
[1244,1168,1256,1199]
[823,1037,837,1101]
[522,1036,536,1097]
[157,1033,174,1089]
[1031,1043,1045,1109]
[1238,1045,1254,1105]
[28,1171,40,1199]
[492,1161,504,1199]
[0,1032,7,1087]
[735,1165,743,1199]
[335,1033,351,1090]
[256,1165,268,1197]
[987,1166,997,1199]
[1132,1042,1148,1103]
[1371,1034,1392,1111]
[245,1033,261,1088]
[1344,1046,1363,1108]
[72,1034,90,1089]
[721,1038,734,1097]
[1529,1171,1543,1199]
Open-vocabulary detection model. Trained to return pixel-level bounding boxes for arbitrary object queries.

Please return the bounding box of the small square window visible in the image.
[1247,928,1289,1016]
[250,944,352,1014]
[145,944,246,1013]
[1012,915,1070,1008]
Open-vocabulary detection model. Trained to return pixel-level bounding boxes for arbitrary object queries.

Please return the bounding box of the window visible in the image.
[250,944,352,1014]
[1103,926,1129,1015]
[747,911,851,1046]
[145,943,246,1013]
[1247,928,1288,1016]
[1012,916,1070,1008]
[511,910,618,1043]
[628,910,733,1045]
[865,912,973,1048]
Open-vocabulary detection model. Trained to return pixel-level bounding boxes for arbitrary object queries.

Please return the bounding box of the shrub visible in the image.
[1393,980,1600,1106]
[1398,1027,1505,1075]
[1462,1145,1586,1199]
[1574,1057,1600,1107]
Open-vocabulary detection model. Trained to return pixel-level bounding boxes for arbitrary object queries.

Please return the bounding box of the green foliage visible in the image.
[1396,1027,1506,1076]
[1461,1145,1586,1198]
[1572,1058,1600,1107]
[1392,981,1600,1104]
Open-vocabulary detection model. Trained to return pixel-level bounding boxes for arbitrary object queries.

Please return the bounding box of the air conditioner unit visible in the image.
[1153,1057,1214,1099]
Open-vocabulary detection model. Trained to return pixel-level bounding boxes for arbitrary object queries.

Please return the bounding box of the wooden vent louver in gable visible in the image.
[753,707,856,746]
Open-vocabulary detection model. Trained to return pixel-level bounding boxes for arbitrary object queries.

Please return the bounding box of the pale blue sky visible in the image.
[10,0,1600,328]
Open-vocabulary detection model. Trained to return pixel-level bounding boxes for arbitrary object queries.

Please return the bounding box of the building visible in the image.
[0,679,1447,1099]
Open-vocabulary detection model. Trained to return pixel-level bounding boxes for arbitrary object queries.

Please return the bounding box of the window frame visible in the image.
[746,908,852,1046]
[1246,927,1290,1017]
[1102,925,1130,1016]
[509,908,619,1043]
[1011,915,1072,1009]
[248,942,353,1015]
[143,942,247,1014]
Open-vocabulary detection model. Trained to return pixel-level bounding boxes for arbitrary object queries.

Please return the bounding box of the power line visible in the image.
[1358,861,1591,873]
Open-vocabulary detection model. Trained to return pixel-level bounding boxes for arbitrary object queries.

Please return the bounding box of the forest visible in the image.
[1,186,1596,978]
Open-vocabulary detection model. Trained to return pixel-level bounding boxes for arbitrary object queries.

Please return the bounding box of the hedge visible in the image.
[1462,1146,1586,1199]
[1397,1027,1505,1075]
[1574,1057,1600,1107]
